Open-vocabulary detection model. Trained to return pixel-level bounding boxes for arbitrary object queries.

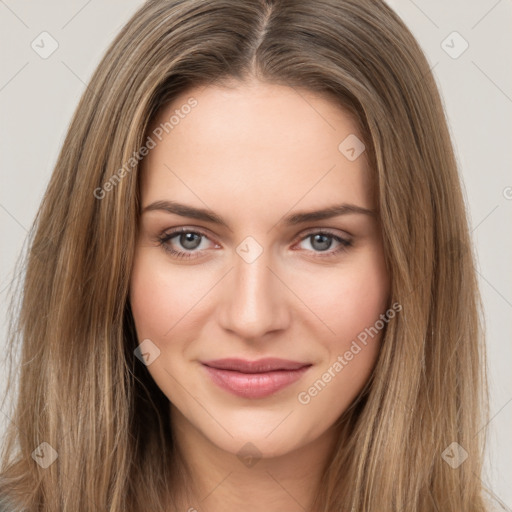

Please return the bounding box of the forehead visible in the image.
[140,81,374,224]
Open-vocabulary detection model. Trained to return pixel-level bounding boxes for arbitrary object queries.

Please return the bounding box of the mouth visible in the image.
[200,358,312,399]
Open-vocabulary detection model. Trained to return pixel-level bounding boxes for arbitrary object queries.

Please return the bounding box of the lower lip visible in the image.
[201,364,311,399]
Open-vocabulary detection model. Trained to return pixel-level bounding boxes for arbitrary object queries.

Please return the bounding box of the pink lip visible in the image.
[201,358,312,399]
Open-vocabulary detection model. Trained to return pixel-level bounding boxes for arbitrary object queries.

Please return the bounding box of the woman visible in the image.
[0,0,492,510]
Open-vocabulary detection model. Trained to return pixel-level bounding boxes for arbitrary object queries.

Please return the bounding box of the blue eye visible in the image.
[156,228,352,260]
[296,231,352,257]
[157,228,213,260]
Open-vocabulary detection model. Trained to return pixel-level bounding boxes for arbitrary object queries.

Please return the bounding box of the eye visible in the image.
[294,230,353,258]
[156,228,217,260]
[156,227,353,261]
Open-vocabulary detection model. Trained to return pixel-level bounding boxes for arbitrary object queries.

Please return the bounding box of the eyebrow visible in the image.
[142,200,376,228]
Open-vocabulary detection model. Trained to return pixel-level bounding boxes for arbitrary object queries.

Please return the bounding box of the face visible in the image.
[129,79,390,460]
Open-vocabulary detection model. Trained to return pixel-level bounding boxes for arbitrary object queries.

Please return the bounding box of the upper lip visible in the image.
[201,358,311,373]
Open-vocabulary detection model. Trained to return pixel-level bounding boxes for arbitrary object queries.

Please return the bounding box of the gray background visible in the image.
[0,0,511,508]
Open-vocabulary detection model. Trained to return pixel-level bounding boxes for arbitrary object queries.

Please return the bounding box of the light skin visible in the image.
[129,79,390,512]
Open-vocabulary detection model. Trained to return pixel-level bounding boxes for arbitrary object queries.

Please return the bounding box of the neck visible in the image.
[168,405,339,512]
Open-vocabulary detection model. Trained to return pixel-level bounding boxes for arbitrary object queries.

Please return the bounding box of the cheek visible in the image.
[294,252,389,420]
[129,249,208,339]
[129,259,170,339]
[129,251,197,401]
[294,249,390,345]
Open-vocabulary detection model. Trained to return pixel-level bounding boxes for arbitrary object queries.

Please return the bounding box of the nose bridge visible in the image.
[219,239,289,338]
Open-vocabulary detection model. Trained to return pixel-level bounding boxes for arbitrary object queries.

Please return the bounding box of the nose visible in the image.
[217,246,291,340]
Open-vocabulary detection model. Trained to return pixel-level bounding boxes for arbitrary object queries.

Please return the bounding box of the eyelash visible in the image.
[155,227,353,261]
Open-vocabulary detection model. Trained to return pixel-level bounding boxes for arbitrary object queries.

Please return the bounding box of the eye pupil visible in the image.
[180,232,201,250]
[311,234,332,251]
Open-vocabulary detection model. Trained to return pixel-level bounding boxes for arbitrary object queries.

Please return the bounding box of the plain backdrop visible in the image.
[1,0,511,508]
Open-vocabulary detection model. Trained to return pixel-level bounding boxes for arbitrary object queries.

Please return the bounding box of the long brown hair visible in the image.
[0,0,491,510]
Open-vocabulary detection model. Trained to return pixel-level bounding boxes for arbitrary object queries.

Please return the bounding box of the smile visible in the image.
[200,358,312,399]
